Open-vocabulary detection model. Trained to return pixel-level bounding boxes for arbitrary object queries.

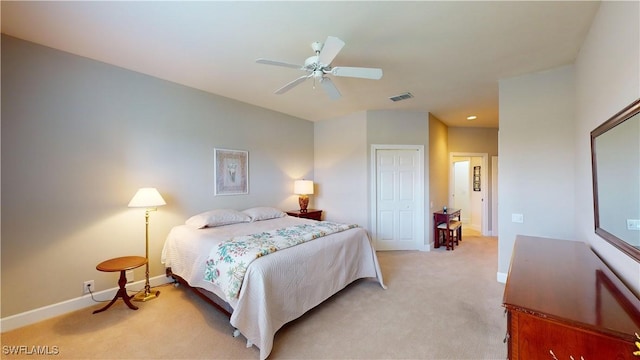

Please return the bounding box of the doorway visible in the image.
[453,159,471,224]
[449,152,489,235]
[370,145,425,251]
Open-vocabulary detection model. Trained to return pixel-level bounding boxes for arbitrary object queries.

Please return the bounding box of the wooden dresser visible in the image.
[503,235,640,359]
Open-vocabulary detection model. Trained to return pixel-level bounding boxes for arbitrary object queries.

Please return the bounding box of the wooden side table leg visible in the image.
[93,293,119,314]
[93,270,138,314]
[119,269,138,310]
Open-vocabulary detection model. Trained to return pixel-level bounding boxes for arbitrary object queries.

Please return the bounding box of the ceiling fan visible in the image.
[256,36,383,100]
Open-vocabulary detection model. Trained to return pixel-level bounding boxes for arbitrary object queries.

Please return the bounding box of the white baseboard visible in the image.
[420,242,432,251]
[467,223,481,232]
[496,272,508,284]
[1,275,173,332]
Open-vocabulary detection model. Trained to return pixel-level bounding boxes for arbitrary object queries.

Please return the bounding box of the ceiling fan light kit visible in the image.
[257,36,383,100]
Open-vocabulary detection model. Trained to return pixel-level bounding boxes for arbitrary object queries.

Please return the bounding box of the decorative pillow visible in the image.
[242,207,286,222]
[185,209,251,229]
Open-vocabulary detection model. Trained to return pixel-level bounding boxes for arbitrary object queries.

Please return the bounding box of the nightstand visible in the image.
[286,209,323,221]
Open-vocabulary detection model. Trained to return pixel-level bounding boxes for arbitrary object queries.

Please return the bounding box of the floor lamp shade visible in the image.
[128,187,166,302]
[128,188,166,208]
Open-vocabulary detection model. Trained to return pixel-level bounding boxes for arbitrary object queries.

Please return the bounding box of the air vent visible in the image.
[389,92,414,102]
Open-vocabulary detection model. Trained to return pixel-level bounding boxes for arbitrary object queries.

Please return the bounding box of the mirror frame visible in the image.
[590,98,640,262]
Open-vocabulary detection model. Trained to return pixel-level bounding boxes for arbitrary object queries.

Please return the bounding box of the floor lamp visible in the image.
[128,187,166,302]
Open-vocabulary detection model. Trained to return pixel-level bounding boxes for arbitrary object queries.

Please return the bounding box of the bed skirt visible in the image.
[166,267,234,317]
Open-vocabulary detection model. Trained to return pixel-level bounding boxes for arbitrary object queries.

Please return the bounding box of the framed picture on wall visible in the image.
[473,166,481,191]
[214,148,249,195]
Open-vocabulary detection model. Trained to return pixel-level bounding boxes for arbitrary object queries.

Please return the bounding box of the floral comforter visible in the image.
[204,221,358,299]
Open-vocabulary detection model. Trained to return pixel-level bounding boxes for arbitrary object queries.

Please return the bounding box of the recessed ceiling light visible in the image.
[467,115,477,120]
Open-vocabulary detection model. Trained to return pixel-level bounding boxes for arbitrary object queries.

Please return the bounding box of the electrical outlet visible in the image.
[511,213,524,223]
[126,270,134,283]
[627,219,640,231]
[83,280,95,294]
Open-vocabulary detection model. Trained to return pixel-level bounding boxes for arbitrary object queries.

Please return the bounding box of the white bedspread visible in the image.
[161,216,386,360]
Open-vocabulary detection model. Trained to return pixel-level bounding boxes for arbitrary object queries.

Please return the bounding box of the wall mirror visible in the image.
[591,98,640,262]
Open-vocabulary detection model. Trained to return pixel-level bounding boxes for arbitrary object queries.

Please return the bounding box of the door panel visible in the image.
[380,171,394,200]
[399,170,415,200]
[399,210,414,239]
[375,149,419,250]
[379,210,394,240]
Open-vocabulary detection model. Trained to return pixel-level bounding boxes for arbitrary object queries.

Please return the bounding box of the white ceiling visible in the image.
[1,1,600,128]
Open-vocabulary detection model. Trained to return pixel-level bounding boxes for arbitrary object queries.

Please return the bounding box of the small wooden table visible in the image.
[286,209,323,221]
[433,208,461,249]
[93,256,147,314]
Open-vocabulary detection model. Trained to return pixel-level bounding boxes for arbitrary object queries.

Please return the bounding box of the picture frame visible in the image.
[473,166,481,191]
[214,148,248,195]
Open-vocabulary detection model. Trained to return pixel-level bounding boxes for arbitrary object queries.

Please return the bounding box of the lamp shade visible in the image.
[128,188,166,208]
[294,180,314,195]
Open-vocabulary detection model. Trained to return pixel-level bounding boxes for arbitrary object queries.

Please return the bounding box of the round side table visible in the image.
[93,256,147,314]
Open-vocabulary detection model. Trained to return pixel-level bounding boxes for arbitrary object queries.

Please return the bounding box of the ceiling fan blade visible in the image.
[275,74,311,94]
[329,66,383,80]
[320,77,341,100]
[317,36,345,66]
[256,58,302,69]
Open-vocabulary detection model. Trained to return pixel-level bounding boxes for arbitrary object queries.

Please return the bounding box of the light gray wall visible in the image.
[366,110,430,146]
[1,35,314,317]
[498,65,576,277]
[314,111,368,226]
[574,1,640,293]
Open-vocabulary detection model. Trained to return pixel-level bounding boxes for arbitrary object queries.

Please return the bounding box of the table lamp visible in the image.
[294,180,314,213]
[128,187,166,302]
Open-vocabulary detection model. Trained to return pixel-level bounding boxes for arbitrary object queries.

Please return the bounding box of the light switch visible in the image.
[512,213,524,223]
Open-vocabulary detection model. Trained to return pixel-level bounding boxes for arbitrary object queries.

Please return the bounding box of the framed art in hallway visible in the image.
[473,166,481,191]
[214,148,248,195]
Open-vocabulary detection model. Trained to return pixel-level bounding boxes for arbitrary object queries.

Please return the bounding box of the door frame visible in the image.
[491,155,499,236]
[370,144,425,251]
[449,152,489,236]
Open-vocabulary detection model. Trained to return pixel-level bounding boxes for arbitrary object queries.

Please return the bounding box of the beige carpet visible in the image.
[1,233,506,359]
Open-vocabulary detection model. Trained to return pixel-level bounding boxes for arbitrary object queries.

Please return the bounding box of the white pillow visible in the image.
[242,207,286,222]
[185,209,251,229]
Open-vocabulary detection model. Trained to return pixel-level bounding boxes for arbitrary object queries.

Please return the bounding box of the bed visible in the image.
[161,208,386,360]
